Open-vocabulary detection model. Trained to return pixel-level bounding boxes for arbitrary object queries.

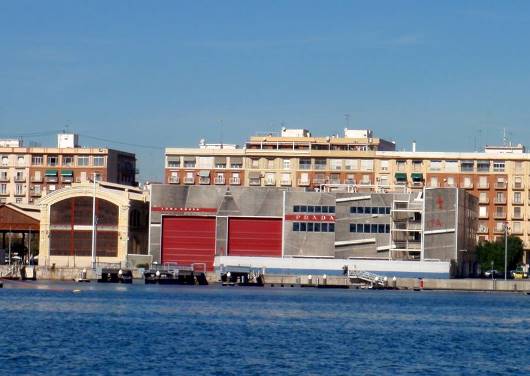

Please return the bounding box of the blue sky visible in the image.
[2,1,530,181]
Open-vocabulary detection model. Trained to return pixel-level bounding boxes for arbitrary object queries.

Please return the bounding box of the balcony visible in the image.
[479,197,489,204]
[230,177,241,185]
[479,212,488,219]
[249,179,261,186]
[460,183,473,189]
[31,191,42,197]
[214,176,225,185]
[494,211,507,219]
[14,176,26,182]
[312,178,326,185]
[297,179,310,186]
[62,177,73,183]
[494,226,505,234]
[494,197,507,205]
[14,190,26,197]
[0,191,8,196]
[477,225,489,234]
[31,176,43,183]
[512,198,524,205]
[280,179,292,186]
[45,177,58,183]
[0,176,8,182]
[199,178,210,185]
[494,182,507,190]
[314,164,327,171]
[168,176,180,184]
[184,177,195,184]
[477,182,490,189]
[512,212,524,220]
[513,182,524,190]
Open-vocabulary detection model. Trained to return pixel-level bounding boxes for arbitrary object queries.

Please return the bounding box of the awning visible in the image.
[214,156,227,164]
[411,173,423,181]
[183,156,196,162]
[395,172,407,181]
[198,170,210,177]
[230,156,243,164]
[45,169,58,177]
[249,172,261,179]
[60,170,73,177]
[167,156,180,162]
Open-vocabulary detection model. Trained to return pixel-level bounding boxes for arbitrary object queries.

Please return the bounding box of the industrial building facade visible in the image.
[0,133,137,206]
[149,185,477,277]
[39,182,149,268]
[164,128,530,259]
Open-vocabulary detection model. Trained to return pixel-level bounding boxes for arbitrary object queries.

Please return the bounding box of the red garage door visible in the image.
[228,218,282,257]
[162,216,216,270]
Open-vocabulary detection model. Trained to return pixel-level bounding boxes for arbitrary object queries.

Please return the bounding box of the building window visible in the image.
[429,160,441,172]
[344,159,357,170]
[47,156,58,166]
[0,183,7,194]
[477,161,490,172]
[430,176,438,188]
[380,160,389,171]
[15,183,24,195]
[282,159,291,170]
[350,223,390,233]
[330,159,342,170]
[93,156,105,167]
[31,155,43,165]
[446,176,455,187]
[445,160,458,172]
[17,156,25,166]
[168,159,180,168]
[1,156,8,166]
[493,161,505,172]
[513,192,523,205]
[351,206,391,215]
[15,170,25,181]
[360,159,373,171]
[250,158,259,169]
[62,156,74,166]
[460,161,474,172]
[412,160,422,172]
[314,158,327,170]
[77,156,89,166]
[293,205,335,214]
[299,158,311,170]
[513,206,523,219]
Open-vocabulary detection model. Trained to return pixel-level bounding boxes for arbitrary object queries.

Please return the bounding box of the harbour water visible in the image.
[1,282,529,375]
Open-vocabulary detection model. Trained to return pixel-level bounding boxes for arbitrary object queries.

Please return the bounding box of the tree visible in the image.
[476,235,524,273]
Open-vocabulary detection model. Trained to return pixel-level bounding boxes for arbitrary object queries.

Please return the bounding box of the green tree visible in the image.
[476,235,523,273]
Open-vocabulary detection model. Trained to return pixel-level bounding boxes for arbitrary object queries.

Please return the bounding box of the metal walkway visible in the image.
[347,269,386,287]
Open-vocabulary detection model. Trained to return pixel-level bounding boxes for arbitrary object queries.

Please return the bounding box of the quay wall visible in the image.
[2,265,530,292]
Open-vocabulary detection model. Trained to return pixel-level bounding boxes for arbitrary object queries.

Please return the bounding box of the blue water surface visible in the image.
[1,281,529,375]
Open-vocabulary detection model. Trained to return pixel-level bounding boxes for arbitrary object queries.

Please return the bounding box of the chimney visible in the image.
[412,140,417,153]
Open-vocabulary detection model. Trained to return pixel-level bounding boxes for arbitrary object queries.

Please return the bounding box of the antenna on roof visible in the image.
[344,114,351,129]
[219,119,224,149]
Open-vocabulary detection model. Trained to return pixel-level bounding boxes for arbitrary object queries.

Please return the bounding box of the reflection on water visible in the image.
[1,281,529,375]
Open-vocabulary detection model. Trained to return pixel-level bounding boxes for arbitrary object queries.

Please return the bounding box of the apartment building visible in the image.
[164,128,530,257]
[0,133,137,205]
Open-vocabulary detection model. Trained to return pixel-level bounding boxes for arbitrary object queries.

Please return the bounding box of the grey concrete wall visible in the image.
[284,191,335,257]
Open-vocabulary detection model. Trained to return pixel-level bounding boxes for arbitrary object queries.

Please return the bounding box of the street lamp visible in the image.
[504,222,510,280]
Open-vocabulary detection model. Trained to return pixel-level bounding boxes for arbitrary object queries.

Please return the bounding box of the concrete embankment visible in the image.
[2,266,530,292]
